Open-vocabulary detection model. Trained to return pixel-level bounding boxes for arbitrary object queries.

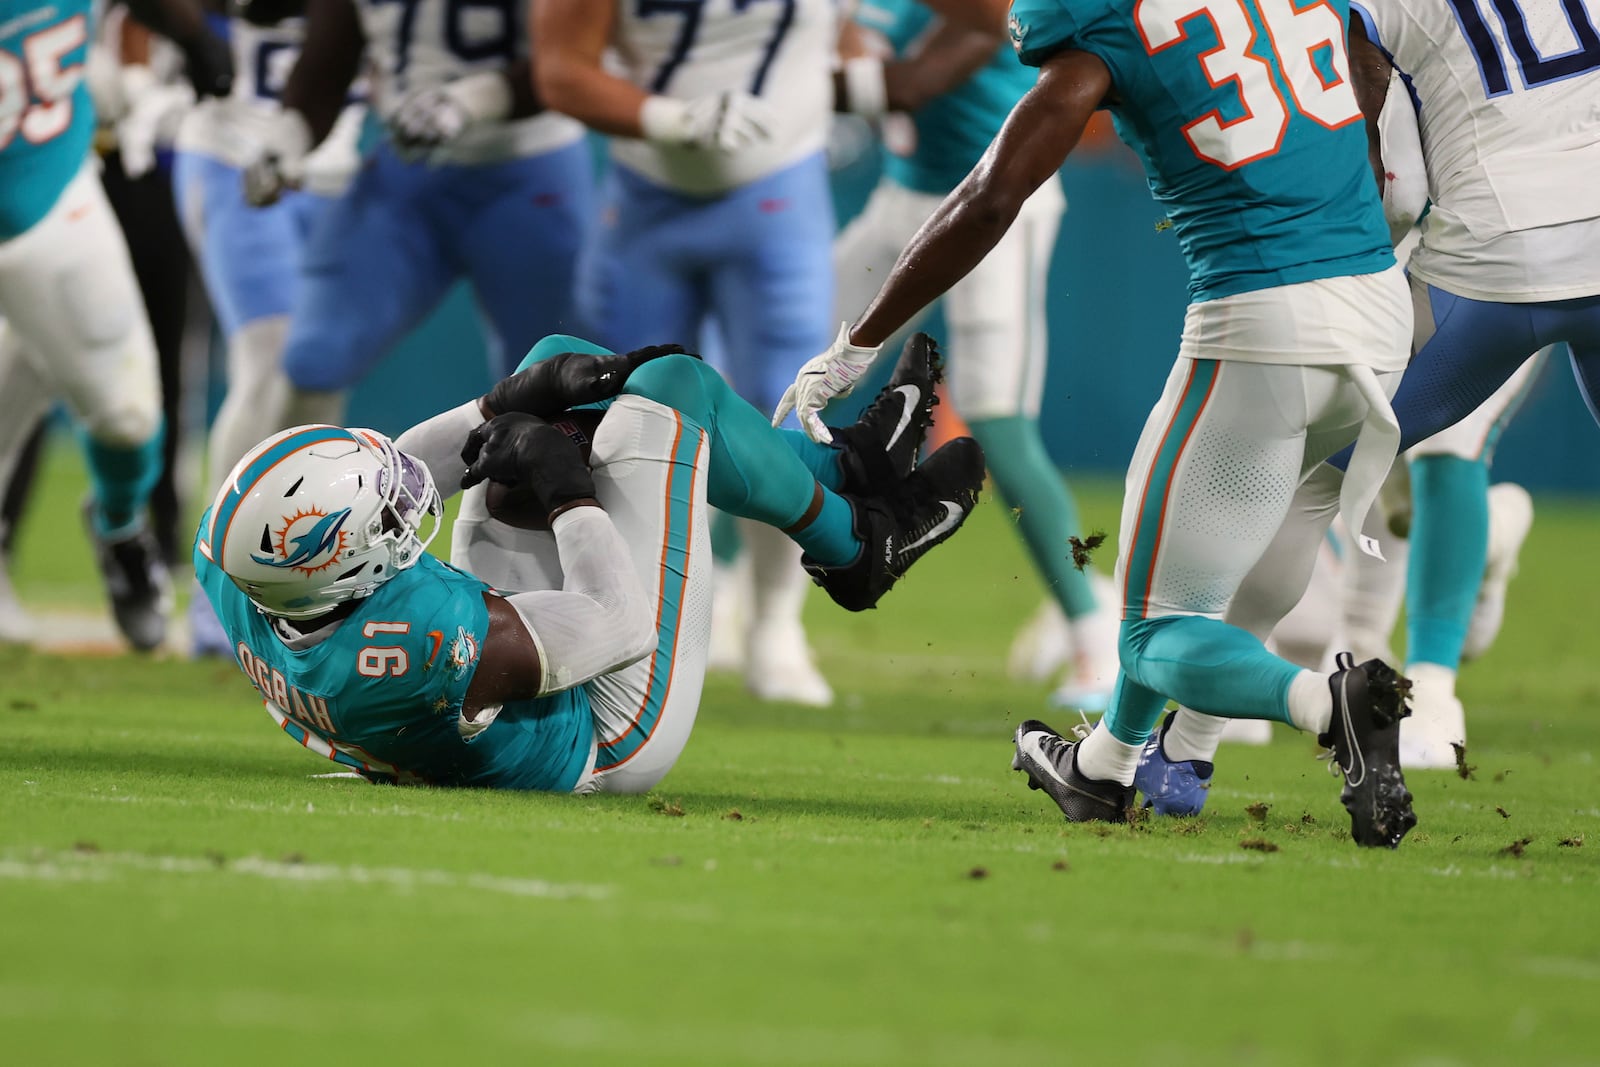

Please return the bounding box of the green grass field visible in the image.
[2,444,1597,1066]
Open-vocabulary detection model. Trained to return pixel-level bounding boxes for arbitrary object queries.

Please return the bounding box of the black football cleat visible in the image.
[1011,719,1135,823]
[84,501,173,653]
[831,332,944,496]
[803,435,983,612]
[1320,652,1417,848]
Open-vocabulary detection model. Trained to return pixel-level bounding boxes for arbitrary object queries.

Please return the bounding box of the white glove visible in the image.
[772,322,883,444]
[242,109,312,207]
[639,91,774,152]
[388,72,512,158]
[115,66,194,179]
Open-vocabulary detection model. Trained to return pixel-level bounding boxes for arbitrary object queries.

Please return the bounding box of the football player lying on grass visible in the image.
[195,335,981,792]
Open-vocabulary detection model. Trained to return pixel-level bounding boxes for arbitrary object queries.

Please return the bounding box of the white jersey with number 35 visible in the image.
[609,0,836,194]
[1352,0,1600,301]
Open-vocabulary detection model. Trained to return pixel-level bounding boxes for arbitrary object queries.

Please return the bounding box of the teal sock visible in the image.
[1117,615,1302,729]
[1407,454,1488,669]
[1103,670,1171,746]
[623,356,862,566]
[82,423,165,538]
[793,492,859,568]
[967,415,1098,618]
[780,428,846,490]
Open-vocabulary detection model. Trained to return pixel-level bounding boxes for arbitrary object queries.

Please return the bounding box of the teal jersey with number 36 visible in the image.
[1008,0,1392,301]
[0,0,95,238]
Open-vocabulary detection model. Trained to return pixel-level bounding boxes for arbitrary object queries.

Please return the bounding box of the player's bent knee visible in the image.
[623,354,717,419]
[283,324,378,393]
[82,398,161,447]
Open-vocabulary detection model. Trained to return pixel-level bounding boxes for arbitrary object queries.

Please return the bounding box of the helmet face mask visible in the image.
[205,426,442,620]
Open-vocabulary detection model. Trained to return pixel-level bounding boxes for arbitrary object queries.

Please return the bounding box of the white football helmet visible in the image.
[200,425,442,619]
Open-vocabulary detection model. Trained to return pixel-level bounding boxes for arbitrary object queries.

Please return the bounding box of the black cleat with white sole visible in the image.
[1011,719,1135,823]
[84,501,173,653]
[1320,652,1417,848]
[831,333,944,496]
[803,436,983,612]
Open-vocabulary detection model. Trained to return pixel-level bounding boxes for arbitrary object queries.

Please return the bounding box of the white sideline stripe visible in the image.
[0,849,613,901]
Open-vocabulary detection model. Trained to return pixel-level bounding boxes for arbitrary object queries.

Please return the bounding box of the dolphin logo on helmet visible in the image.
[253,507,354,575]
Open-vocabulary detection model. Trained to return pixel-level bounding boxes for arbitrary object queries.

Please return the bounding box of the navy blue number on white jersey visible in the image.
[1446,0,1600,97]
[369,0,515,75]
[0,12,85,151]
[635,0,797,94]
[253,38,294,100]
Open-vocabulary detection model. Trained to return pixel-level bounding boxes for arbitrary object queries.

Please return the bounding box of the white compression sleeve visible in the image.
[394,400,485,500]
[504,507,656,696]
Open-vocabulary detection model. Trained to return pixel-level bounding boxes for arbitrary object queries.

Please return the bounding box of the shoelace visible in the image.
[1070,709,1095,742]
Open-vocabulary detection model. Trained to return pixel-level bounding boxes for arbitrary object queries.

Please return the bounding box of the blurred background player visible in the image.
[241,0,592,428]
[829,0,1118,710]
[0,0,229,650]
[173,0,364,655]
[532,0,841,706]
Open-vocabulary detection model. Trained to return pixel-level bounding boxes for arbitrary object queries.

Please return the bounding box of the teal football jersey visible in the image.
[856,0,1036,195]
[0,0,96,239]
[195,512,593,792]
[1008,0,1392,300]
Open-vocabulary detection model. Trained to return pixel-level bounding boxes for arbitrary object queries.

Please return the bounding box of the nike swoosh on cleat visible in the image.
[899,501,962,555]
[884,385,922,452]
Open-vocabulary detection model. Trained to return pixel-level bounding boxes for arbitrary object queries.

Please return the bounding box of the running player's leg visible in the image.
[1401,351,1546,762]
[0,327,50,643]
[458,142,594,378]
[280,147,456,418]
[173,151,318,483]
[0,161,169,647]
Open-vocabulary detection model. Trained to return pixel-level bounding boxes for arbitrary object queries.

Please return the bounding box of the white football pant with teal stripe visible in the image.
[453,394,713,795]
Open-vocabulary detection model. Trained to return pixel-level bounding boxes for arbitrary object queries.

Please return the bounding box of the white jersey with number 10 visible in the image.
[1352,0,1600,301]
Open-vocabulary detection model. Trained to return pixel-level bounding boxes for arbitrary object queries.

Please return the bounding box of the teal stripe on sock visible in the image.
[792,491,857,568]
[781,428,845,491]
[1121,360,1220,618]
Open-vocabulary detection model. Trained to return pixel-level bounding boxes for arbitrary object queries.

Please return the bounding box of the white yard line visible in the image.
[0,848,613,901]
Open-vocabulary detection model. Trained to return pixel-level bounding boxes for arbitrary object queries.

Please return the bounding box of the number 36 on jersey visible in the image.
[1136,0,1363,169]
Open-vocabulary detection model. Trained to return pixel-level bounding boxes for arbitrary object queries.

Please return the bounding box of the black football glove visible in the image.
[461,413,597,520]
[482,344,692,418]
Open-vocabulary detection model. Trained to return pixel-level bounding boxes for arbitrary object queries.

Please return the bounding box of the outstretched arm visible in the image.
[850,47,1111,347]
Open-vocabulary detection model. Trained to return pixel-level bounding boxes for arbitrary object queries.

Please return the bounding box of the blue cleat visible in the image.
[1134,711,1213,817]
